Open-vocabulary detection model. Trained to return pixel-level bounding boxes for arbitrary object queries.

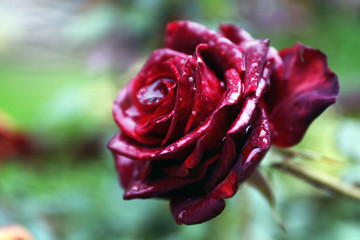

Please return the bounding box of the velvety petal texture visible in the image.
[265,43,340,147]
[108,21,339,225]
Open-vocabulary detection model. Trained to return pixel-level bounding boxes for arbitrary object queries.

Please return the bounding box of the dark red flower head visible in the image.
[108,21,339,225]
[0,120,31,163]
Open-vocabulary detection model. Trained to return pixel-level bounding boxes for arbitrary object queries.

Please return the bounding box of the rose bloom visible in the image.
[108,21,339,225]
[0,118,30,163]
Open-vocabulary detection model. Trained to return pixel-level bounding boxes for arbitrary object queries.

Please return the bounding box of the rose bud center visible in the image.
[136,78,173,106]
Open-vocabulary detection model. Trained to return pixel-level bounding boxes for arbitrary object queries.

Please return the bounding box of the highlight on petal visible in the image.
[266,43,340,147]
[242,39,270,97]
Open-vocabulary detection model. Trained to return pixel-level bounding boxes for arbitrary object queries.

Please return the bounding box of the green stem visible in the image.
[271,160,360,201]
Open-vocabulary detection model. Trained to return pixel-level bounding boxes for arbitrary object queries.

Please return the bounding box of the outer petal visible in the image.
[123,153,218,200]
[170,195,225,225]
[219,23,283,79]
[114,154,151,190]
[165,21,245,74]
[266,43,340,147]
[123,166,205,200]
[108,124,207,161]
[219,23,254,44]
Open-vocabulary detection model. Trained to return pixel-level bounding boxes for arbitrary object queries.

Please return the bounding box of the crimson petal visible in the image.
[170,195,226,225]
[113,48,189,145]
[204,59,271,191]
[170,106,270,225]
[243,39,269,97]
[165,21,245,74]
[266,43,340,147]
[219,23,254,45]
[219,23,283,79]
[204,96,258,191]
[124,155,215,199]
[109,68,241,162]
[211,104,271,198]
[162,56,197,145]
[184,68,242,169]
[114,154,149,189]
[185,44,225,133]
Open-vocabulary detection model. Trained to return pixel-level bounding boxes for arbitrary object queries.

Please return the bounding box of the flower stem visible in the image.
[271,160,360,201]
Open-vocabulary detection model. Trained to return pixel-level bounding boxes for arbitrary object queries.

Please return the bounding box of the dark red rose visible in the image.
[0,116,31,163]
[108,21,339,225]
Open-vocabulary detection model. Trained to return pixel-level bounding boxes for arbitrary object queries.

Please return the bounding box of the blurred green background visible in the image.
[0,0,360,239]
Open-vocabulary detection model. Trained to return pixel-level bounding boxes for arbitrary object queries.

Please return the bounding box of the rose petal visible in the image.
[123,156,214,199]
[170,106,270,225]
[113,48,189,145]
[136,111,174,137]
[219,23,254,44]
[185,44,225,132]
[144,57,182,86]
[131,49,189,112]
[183,68,243,169]
[108,123,208,161]
[123,175,201,200]
[162,162,189,178]
[165,21,245,74]
[162,56,197,145]
[166,21,217,55]
[134,60,179,137]
[170,195,225,225]
[135,77,176,137]
[219,23,283,81]
[243,39,269,97]
[114,154,149,189]
[204,96,258,191]
[266,43,340,147]
[211,104,271,198]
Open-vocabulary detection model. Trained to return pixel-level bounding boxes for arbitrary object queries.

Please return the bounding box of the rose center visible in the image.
[136,78,173,105]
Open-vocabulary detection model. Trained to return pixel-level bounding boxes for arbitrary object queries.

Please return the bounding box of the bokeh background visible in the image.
[0,0,360,239]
